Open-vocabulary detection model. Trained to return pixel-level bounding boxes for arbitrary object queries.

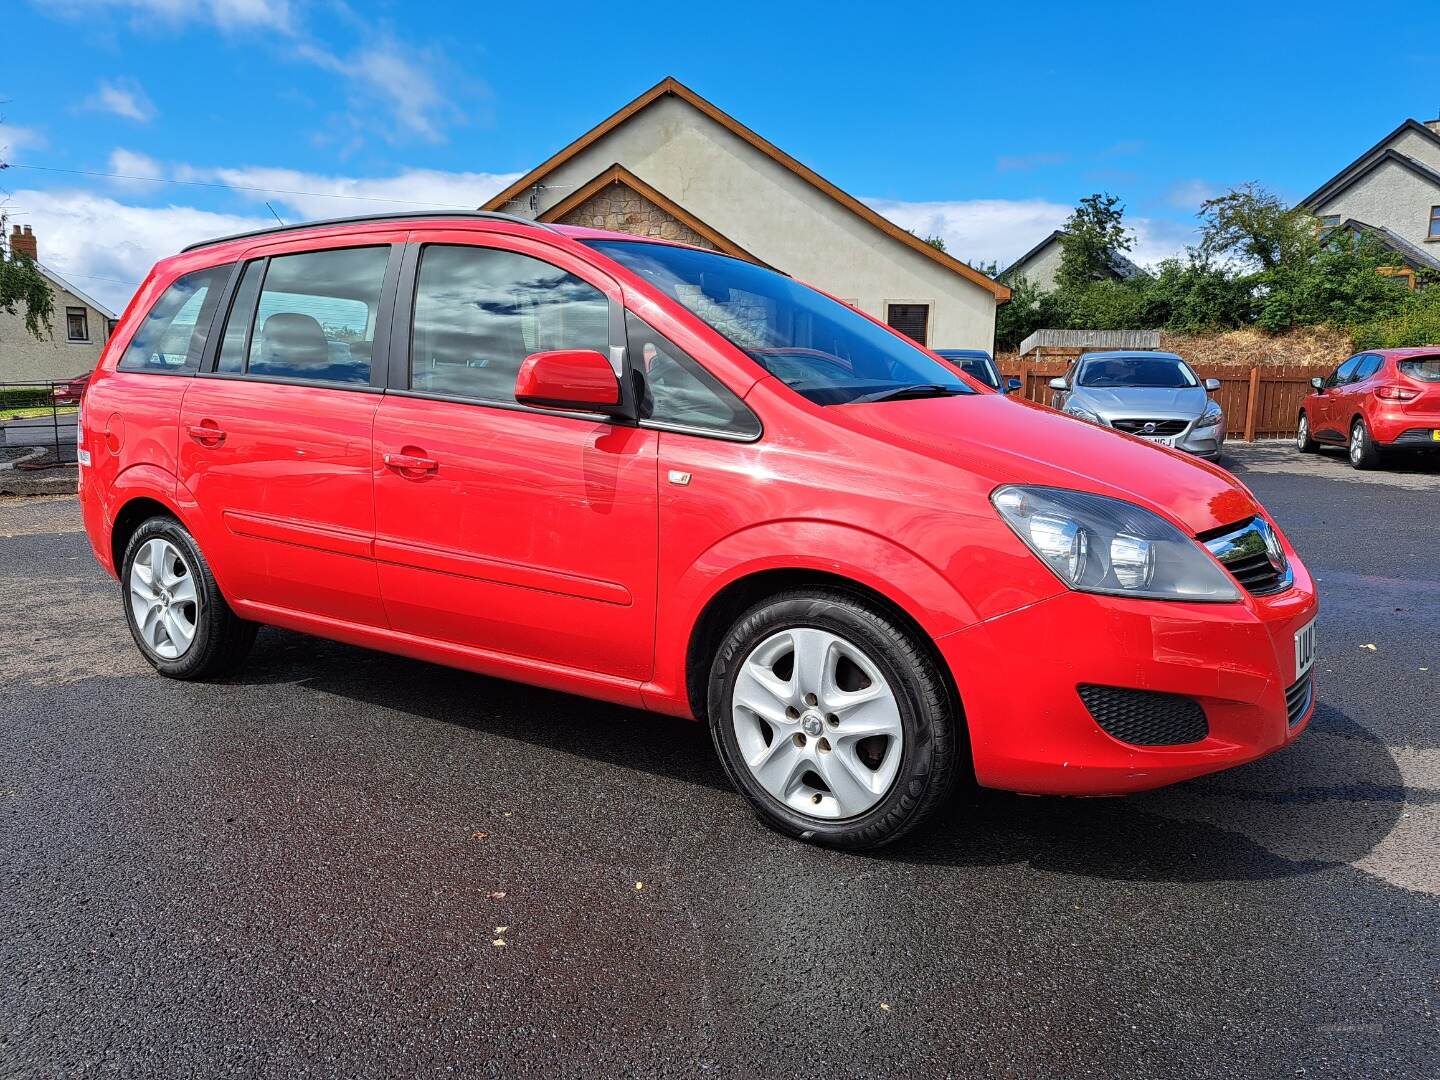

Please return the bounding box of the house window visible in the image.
[885,303,930,346]
[1429,205,1440,239]
[66,307,89,342]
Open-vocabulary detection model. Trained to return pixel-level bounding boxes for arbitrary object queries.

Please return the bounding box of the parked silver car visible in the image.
[1049,351,1226,458]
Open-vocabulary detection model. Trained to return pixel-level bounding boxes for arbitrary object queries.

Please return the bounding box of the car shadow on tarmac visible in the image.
[227,628,1405,888]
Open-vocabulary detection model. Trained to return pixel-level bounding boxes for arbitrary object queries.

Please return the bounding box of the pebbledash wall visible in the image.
[499,85,1004,351]
[0,227,117,384]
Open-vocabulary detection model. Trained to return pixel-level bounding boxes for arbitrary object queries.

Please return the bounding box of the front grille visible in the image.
[1112,418,1189,436]
[1201,517,1293,597]
[1285,673,1314,727]
[1391,427,1438,446]
[1078,685,1209,746]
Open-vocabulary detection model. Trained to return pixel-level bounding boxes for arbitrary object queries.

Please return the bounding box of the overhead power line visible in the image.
[2,163,479,209]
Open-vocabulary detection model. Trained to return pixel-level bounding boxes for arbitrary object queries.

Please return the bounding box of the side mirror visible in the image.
[1310,376,1325,392]
[1204,378,1221,392]
[1005,378,1023,394]
[515,350,620,411]
[1048,377,1068,391]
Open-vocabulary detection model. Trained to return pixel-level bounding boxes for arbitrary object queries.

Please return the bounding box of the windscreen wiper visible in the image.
[849,384,968,404]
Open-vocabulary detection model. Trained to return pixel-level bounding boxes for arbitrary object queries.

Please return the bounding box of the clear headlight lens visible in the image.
[991,485,1241,602]
[1066,404,1103,425]
[1194,404,1224,429]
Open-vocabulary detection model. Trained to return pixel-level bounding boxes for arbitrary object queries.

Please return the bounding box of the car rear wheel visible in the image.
[1296,411,1317,453]
[122,516,257,679]
[1349,417,1383,470]
[707,587,961,850]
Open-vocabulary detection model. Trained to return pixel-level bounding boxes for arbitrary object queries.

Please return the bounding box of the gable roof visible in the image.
[537,163,767,265]
[1301,119,1440,208]
[1338,218,1440,272]
[35,262,117,320]
[483,77,1010,301]
[1000,229,1143,282]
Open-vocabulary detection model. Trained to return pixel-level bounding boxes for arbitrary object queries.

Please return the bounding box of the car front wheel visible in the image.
[707,587,962,850]
[1296,411,1317,453]
[122,516,257,679]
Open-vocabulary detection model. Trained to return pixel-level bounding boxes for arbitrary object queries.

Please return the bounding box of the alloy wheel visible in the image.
[1349,423,1363,465]
[1296,414,1308,450]
[730,627,903,820]
[129,537,199,660]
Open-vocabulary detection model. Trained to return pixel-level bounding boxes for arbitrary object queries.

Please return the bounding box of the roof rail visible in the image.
[180,209,551,253]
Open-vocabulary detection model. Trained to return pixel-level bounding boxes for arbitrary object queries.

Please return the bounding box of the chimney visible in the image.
[8,224,37,261]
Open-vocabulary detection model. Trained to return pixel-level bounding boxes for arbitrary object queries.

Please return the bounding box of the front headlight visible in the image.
[1194,404,1224,430]
[991,485,1241,601]
[1065,404,1103,425]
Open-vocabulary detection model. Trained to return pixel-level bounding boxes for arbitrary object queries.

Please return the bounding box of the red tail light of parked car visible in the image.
[76,211,1319,849]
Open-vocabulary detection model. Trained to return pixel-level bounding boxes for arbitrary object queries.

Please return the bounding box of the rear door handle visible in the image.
[383,452,439,474]
[187,422,226,445]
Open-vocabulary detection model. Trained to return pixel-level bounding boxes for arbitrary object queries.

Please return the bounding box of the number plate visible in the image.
[1431,430,1440,442]
[1294,619,1317,682]
[1142,435,1174,448]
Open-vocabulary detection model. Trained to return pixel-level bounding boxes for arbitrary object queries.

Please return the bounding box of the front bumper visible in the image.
[940,567,1318,796]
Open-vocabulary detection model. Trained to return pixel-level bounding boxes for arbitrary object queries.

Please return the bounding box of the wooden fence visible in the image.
[997,362,1332,441]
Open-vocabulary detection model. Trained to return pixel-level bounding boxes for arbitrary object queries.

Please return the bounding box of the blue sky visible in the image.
[3,0,1437,312]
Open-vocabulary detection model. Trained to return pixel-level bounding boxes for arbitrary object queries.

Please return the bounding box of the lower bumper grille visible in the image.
[1285,673,1314,727]
[1391,427,1438,446]
[1078,685,1209,746]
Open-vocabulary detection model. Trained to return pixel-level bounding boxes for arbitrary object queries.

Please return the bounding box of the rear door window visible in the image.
[1327,356,1362,387]
[1353,354,1382,381]
[216,246,391,386]
[118,266,228,374]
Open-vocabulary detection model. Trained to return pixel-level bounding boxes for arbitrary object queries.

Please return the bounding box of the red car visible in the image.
[52,374,90,405]
[1297,348,1440,468]
[76,212,1318,849]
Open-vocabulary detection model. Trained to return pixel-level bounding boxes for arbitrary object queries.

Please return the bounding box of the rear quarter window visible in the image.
[118,266,229,374]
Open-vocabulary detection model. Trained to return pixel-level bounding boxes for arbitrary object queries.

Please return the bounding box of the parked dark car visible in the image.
[933,349,1020,394]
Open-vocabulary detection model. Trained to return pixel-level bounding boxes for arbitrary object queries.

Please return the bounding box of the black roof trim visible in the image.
[181,210,554,253]
[1300,119,1440,208]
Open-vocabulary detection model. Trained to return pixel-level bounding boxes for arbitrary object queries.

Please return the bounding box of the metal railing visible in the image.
[0,380,81,468]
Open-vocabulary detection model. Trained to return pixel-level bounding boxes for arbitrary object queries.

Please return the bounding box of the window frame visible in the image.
[386,232,643,425]
[65,306,90,343]
[883,300,933,348]
[1429,205,1440,240]
[196,234,404,394]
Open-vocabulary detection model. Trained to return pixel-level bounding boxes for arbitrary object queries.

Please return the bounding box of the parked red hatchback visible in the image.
[77,212,1318,849]
[1297,348,1440,468]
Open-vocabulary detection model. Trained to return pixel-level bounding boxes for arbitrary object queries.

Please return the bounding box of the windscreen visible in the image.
[585,240,973,406]
[1398,355,1440,382]
[1078,356,1198,389]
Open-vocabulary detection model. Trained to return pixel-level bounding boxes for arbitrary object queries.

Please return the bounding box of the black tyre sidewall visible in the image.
[121,516,252,679]
[1350,417,1382,470]
[707,589,958,850]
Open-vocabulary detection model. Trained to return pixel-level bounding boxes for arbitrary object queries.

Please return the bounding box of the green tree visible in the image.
[1056,193,1133,291]
[0,217,52,340]
[993,273,1059,350]
[1196,182,1316,271]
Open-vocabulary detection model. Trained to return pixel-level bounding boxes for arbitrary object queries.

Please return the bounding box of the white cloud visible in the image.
[84,78,157,123]
[1165,179,1219,211]
[6,187,269,311]
[0,123,45,159]
[170,163,522,219]
[48,0,293,32]
[866,196,1197,274]
[293,39,459,144]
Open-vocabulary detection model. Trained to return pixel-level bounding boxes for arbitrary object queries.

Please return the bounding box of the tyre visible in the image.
[1296,411,1317,453]
[1348,417,1383,470]
[121,516,257,679]
[707,587,962,850]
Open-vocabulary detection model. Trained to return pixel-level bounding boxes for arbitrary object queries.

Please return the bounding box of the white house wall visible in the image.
[1315,157,1440,250]
[0,280,110,383]
[515,95,997,350]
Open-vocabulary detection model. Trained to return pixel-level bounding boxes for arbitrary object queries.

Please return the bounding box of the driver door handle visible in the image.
[383,452,439,474]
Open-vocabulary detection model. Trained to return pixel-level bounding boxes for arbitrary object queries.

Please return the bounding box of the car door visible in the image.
[178,235,402,625]
[371,230,658,682]
[1316,355,1362,439]
[1346,353,1383,420]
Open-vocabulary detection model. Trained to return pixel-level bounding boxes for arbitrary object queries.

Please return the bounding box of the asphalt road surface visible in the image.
[2,443,1437,1079]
